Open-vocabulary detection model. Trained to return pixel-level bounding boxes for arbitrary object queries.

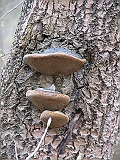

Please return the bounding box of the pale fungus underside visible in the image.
[40,110,69,128]
[26,89,70,112]
[24,48,86,75]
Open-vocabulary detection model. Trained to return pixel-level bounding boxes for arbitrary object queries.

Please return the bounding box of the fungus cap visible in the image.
[40,110,69,128]
[23,48,86,75]
[26,88,70,112]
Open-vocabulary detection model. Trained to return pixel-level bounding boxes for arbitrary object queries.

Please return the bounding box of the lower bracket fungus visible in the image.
[26,87,70,112]
[24,48,86,75]
[40,110,69,128]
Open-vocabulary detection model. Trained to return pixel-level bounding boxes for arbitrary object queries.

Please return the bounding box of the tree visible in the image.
[1,0,119,159]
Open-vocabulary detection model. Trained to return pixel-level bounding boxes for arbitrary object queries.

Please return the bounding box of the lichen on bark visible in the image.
[1,0,120,160]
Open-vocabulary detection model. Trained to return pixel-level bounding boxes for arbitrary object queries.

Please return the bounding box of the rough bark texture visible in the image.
[1,0,120,160]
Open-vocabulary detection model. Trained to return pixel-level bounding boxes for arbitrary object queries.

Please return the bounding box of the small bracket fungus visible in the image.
[26,88,70,112]
[40,110,69,128]
[23,48,86,75]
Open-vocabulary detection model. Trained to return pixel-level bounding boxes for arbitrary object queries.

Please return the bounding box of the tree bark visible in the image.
[1,0,119,160]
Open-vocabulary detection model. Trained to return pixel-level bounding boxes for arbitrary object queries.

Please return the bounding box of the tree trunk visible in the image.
[1,0,119,160]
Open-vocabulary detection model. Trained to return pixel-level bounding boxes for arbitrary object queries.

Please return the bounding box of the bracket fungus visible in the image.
[23,48,86,75]
[40,110,69,128]
[26,88,70,112]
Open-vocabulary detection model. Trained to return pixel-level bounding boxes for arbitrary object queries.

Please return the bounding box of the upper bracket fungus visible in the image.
[24,48,86,75]
[40,110,69,128]
[26,87,70,112]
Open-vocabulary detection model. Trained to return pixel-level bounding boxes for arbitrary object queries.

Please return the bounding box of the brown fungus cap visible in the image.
[40,110,69,128]
[23,48,86,75]
[26,88,70,112]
